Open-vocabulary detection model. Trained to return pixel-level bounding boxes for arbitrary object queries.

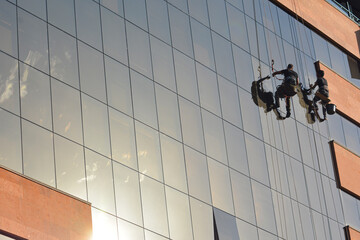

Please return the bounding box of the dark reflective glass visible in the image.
[213,207,240,240]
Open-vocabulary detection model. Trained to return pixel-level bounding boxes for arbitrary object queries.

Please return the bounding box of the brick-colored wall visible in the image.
[345,226,360,240]
[315,61,360,126]
[271,0,360,60]
[330,141,360,200]
[0,167,92,240]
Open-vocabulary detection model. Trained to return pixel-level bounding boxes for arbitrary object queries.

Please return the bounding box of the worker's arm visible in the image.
[310,82,318,90]
[272,71,282,77]
[296,77,299,85]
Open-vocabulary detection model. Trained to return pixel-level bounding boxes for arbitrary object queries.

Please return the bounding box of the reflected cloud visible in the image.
[21,51,43,98]
[78,174,97,183]
[64,121,71,133]
[0,61,17,103]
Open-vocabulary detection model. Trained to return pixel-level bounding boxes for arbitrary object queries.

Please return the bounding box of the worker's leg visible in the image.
[274,86,285,108]
[285,97,291,118]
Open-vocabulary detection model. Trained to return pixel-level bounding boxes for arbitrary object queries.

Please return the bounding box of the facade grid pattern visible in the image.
[0,0,360,239]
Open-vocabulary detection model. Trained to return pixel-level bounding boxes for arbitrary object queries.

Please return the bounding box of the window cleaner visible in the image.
[309,70,336,122]
[272,63,299,118]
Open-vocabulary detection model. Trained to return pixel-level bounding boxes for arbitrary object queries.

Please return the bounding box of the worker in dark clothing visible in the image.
[272,64,299,118]
[310,70,329,121]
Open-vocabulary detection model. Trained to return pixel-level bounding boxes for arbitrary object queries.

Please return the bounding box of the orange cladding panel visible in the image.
[271,0,360,60]
[316,61,360,126]
[349,227,360,240]
[330,141,360,200]
[345,226,360,240]
[0,167,92,240]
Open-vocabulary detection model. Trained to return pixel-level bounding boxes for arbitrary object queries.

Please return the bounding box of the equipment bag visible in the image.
[326,104,336,115]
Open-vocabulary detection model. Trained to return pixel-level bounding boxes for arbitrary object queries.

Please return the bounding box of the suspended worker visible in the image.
[272,64,299,118]
[310,70,329,121]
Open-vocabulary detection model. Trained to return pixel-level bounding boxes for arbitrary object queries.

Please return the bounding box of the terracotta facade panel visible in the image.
[271,0,360,60]
[316,61,360,126]
[330,141,360,200]
[0,167,92,240]
[345,226,360,240]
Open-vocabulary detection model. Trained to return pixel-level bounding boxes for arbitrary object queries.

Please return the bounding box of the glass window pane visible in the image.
[0,52,19,114]
[48,0,76,35]
[312,31,331,67]
[207,0,230,39]
[245,133,269,186]
[218,76,242,127]
[75,0,102,50]
[131,70,158,129]
[191,19,215,70]
[78,42,106,103]
[246,16,259,59]
[52,79,83,144]
[105,57,132,116]
[166,187,193,240]
[208,159,234,214]
[150,36,176,92]
[252,181,277,234]
[49,26,79,89]
[109,108,137,169]
[237,218,258,240]
[168,0,188,12]
[184,146,211,204]
[188,0,209,26]
[18,0,46,20]
[160,134,187,192]
[155,84,182,141]
[82,94,111,157]
[169,6,194,58]
[127,22,153,79]
[342,117,360,155]
[233,45,254,89]
[328,43,347,77]
[18,9,49,73]
[113,162,142,225]
[54,135,86,200]
[147,0,171,44]
[145,231,168,240]
[277,9,292,44]
[224,122,248,175]
[202,111,227,165]
[174,50,199,104]
[0,109,22,173]
[197,63,221,116]
[117,218,144,240]
[179,98,205,153]
[101,0,124,16]
[239,88,263,139]
[213,208,240,240]
[85,150,115,214]
[227,4,249,52]
[92,208,118,240]
[212,32,236,83]
[20,63,52,130]
[135,121,163,181]
[22,120,55,187]
[123,0,147,30]
[190,198,214,240]
[101,7,128,64]
[230,170,256,224]
[0,1,17,57]
[140,175,169,237]
[327,113,346,146]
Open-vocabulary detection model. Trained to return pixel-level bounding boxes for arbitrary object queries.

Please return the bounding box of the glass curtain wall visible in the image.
[0,0,359,239]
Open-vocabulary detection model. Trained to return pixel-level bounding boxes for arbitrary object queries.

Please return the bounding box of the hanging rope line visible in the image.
[253,0,262,79]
